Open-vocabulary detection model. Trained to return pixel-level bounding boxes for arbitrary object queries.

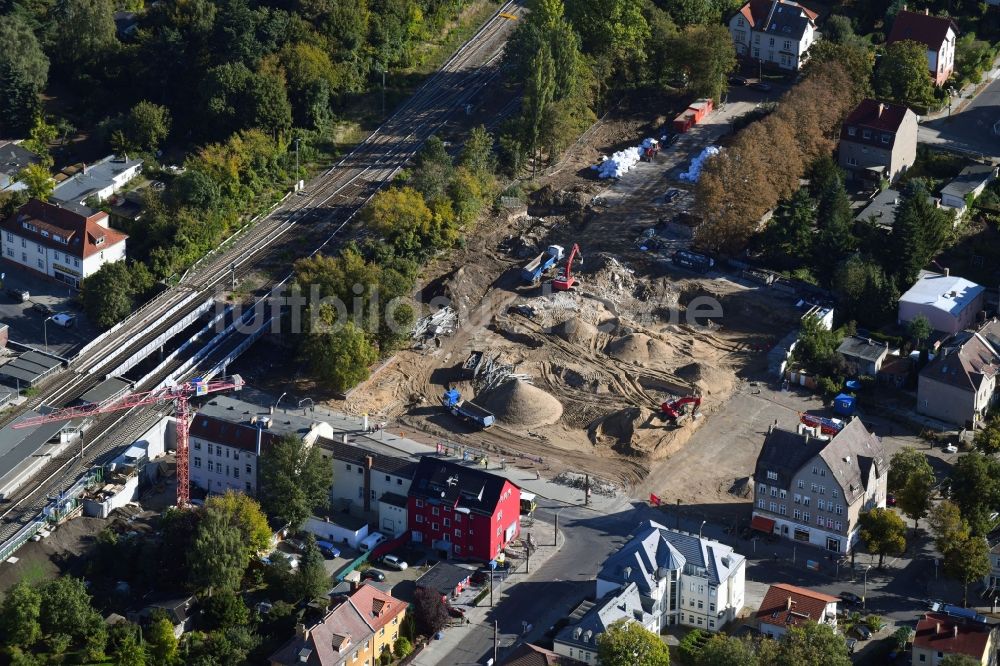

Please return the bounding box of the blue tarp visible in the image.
[833,393,856,416]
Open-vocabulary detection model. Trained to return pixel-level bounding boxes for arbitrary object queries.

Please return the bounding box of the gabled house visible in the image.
[912,611,998,666]
[407,457,520,562]
[502,643,581,666]
[127,596,196,638]
[917,328,998,428]
[899,270,985,335]
[729,0,818,70]
[837,336,891,376]
[839,100,918,185]
[553,583,657,664]
[269,583,406,666]
[756,583,838,638]
[887,9,959,86]
[751,418,887,554]
[595,520,746,632]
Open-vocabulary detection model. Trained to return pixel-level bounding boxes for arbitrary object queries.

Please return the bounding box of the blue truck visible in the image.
[520,245,564,283]
[442,389,496,428]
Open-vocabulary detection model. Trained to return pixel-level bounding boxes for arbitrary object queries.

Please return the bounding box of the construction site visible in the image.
[343,96,809,494]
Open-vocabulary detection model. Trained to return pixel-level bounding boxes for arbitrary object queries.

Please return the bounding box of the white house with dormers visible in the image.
[594,520,745,633]
[1,199,127,288]
[729,0,818,71]
[751,418,887,554]
[188,395,333,497]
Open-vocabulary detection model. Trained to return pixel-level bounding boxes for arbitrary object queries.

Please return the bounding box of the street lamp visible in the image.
[274,392,287,412]
[43,315,53,352]
[699,520,707,539]
[554,507,565,547]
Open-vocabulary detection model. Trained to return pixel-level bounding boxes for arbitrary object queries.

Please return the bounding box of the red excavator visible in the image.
[661,396,701,423]
[552,243,582,291]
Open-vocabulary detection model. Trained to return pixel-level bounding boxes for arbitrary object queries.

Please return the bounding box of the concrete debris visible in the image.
[412,306,457,339]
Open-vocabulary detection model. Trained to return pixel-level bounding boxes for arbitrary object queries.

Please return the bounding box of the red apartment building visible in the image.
[407,457,520,562]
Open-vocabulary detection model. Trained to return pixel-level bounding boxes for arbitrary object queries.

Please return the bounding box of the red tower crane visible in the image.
[553,243,582,291]
[14,375,245,507]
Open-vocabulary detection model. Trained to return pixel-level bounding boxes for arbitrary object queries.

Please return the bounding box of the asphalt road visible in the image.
[919,72,1000,158]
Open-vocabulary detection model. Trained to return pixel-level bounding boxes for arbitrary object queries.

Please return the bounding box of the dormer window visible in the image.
[95,236,105,246]
[862,129,871,139]
[40,230,49,238]
[847,127,856,136]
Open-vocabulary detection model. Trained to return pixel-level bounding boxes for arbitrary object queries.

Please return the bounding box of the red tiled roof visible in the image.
[188,414,281,454]
[914,612,992,660]
[347,583,405,633]
[840,99,913,148]
[887,10,958,51]
[1,199,127,259]
[756,583,838,629]
[501,643,582,666]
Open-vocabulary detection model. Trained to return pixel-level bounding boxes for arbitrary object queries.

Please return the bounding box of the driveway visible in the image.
[919,72,1000,159]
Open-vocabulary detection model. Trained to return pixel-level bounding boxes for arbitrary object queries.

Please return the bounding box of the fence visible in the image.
[335,551,371,582]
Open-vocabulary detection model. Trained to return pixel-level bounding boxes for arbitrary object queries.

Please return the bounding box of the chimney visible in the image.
[787,596,793,610]
[925,7,929,14]
[878,103,885,118]
[936,622,941,635]
[296,623,308,640]
[953,625,959,638]
[945,267,950,277]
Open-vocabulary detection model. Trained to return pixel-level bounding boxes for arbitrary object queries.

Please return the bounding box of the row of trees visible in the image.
[679,621,851,666]
[294,129,497,392]
[693,60,865,254]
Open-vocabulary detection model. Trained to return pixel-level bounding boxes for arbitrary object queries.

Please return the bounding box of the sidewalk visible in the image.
[923,56,1000,121]
[410,517,567,666]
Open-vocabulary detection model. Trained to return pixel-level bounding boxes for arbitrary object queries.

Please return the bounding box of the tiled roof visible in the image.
[269,602,373,666]
[757,583,838,629]
[188,415,281,454]
[887,10,958,51]
[840,99,913,147]
[920,334,999,393]
[316,437,418,478]
[347,583,404,633]
[1,199,127,259]
[408,457,516,517]
[738,0,817,29]
[555,583,653,650]
[914,612,993,660]
[501,643,581,666]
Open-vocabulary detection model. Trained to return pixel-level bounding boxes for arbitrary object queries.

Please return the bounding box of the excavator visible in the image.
[552,243,582,291]
[661,396,701,424]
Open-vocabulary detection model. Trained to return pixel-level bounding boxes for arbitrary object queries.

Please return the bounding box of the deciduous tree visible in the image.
[259,434,333,528]
[145,615,178,666]
[303,320,379,393]
[949,452,1000,536]
[0,581,42,648]
[897,459,935,532]
[17,163,55,200]
[943,534,991,607]
[875,40,936,108]
[907,314,932,349]
[927,500,971,555]
[201,589,249,632]
[126,101,172,153]
[189,509,250,593]
[859,507,906,568]
[596,620,670,666]
[82,261,137,329]
[294,535,330,600]
[888,447,930,493]
[413,587,449,636]
[205,491,271,554]
[776,622,851,665]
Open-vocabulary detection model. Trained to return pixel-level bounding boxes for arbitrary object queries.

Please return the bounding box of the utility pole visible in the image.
[382,65,387,117]
[493,620,498,664]
[554,512,559,546]
[584,474,590,506]
[294,137,300,185]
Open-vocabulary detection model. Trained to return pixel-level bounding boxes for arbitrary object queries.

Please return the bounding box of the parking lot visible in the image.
[0,265,95,358]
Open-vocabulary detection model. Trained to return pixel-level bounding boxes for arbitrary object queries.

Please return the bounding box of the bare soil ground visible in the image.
[340,103,806,492]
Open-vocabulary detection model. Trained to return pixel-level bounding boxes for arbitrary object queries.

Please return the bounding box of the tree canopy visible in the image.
[859,508,906,568]
[259,434,332,528]
[875,39,936,108]
[596,620,671,666]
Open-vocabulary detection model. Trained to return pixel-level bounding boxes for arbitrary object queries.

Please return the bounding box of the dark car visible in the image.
[6,287,29,303]
[751,81,773,92]
[839,591,863,606]
[446,606,466,618]
[471,570,489,586]
[729,74,749,86]
[664,188,681,203]
[32,302,55,316]
[361,569,385,582]
[886,494,897,507]
[852,625,872,640]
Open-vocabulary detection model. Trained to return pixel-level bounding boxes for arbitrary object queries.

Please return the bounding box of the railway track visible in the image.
[0,2,522,545]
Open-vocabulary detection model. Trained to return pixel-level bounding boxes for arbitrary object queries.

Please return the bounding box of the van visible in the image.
[358,532,387,552]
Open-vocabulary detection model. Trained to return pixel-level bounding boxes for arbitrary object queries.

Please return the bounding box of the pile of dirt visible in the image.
[675,361,735,396]
[604,332,672,366]
[554,317,598,345]
[480,379,564,429]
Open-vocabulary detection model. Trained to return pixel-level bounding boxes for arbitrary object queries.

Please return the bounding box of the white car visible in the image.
[51,313,76,328]
[944,444,958,454]
[382,554,408,571]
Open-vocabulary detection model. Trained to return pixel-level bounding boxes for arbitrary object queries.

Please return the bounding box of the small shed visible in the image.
[833,394,856,417]
[415,562,474,600]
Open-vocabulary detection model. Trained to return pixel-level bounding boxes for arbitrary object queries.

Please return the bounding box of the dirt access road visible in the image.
[340,90,810,494]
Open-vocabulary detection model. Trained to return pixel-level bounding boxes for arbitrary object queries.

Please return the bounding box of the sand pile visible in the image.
[675,362,734,396]
[555,317,598,345]
[589,406,660,455]
[481,379,564,428]
[604,333,672,366]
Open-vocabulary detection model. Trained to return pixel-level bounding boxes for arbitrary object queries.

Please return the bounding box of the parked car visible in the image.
[839,592,863,606]
[471,570,489,586]
[32,302,55,316]
[750,81,773,92]
[728,74,749,86]
[446,606,466,619]
[283,538,306,553]
[382,554,408,571]
[6,287,29,303]
[852,625,872,640]
[845,637,857,654]
[944,444,958,454]
[361,569,385,582]
[51,313,76,328]
[886,494,896,507]
[316,540,341,558]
